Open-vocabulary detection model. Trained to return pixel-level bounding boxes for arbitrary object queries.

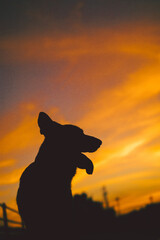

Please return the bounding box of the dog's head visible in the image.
[38,112,102,174]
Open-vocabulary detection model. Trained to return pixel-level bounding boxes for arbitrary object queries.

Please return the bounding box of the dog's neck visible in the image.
[34,140,77,181]
[35,140,62,162]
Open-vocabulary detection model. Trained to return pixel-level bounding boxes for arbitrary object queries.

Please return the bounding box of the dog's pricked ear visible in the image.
[77,153,94,175]
[38,112,53,135]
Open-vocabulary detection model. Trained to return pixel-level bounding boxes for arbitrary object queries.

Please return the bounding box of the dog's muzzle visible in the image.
[81,135,102,153]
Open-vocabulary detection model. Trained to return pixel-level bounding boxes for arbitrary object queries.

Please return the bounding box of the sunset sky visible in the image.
[0,0,160,218]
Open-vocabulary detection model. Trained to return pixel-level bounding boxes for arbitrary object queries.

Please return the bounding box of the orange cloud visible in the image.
[0,159,15,168]
[0,168,24,185]
[0,116,39,155]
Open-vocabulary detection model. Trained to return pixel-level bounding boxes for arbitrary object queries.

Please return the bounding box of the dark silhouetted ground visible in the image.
[1,193,160,240]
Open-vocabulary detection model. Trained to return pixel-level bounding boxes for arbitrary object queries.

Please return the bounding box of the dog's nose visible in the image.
[95,138,102,150]
[98,139,102,146]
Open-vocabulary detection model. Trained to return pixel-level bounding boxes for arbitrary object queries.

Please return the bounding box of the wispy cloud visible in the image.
[0,168,24,185]
[1,24,159,64]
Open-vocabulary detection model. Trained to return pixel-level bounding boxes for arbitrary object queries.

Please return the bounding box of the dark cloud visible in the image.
[0,0,160,37]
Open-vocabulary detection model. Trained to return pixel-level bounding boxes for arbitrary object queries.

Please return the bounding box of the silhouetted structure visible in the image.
[16,112,102,239]
[73,195,160,239]
[0,203,24,239]
[102,186,109,209]
[149,196,153,204]
[0,203,24,230]
[115,197,120,215]
[73,193,116,236]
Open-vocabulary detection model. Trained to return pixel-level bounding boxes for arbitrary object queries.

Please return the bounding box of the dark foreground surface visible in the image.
[81,233,160,240]
[0,233,160,240]
[1,194,160,240]
[0,229,160,240]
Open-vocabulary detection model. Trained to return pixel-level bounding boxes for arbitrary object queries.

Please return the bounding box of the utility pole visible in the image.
[102,186,109,209]
[149,196,153,204]
[115,197,120,216]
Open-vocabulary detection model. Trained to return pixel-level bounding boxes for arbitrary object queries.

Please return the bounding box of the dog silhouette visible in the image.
[16,112,102,239]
